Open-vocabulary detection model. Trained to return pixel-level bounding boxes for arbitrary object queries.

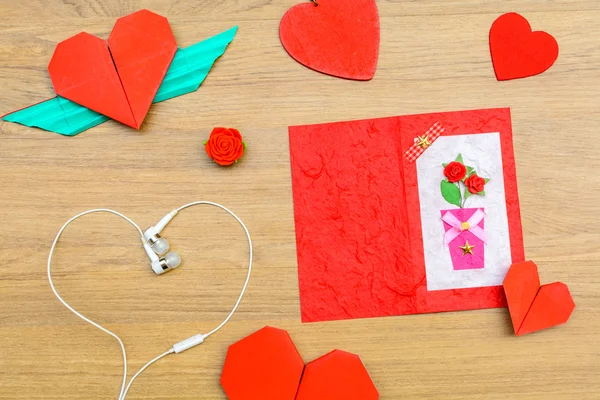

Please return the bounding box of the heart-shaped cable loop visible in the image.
[47,203,253,400]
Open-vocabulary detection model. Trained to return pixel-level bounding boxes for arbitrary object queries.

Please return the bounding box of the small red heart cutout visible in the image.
[279,0,380,81]
[48,10,177,129]
[503,261,575,336]
[490,12,559,81]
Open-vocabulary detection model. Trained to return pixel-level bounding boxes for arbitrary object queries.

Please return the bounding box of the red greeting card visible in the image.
[289,108,524,322]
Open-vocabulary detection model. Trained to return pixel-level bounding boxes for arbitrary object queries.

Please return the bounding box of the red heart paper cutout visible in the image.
[490,12,559,81]
[279,0,380,81]
[503,261,575,336]
[48,10,177,129]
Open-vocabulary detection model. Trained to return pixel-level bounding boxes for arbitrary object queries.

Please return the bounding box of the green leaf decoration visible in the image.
[440,180,461,207]
[455,154,464,164]
[442,163,448,168]
[466,165,475,175]
[464,190,472,201]
[479,190,486,197]
[484,178,490,183]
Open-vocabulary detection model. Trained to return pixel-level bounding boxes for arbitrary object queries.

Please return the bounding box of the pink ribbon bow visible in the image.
[442,209,487,246]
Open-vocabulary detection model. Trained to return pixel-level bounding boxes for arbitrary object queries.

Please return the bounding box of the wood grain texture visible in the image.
[1,0,599,399]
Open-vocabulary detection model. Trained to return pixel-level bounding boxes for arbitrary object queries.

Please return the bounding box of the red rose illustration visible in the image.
[444,161,467,183]
[464,173,486,194]
[204,127,245,166]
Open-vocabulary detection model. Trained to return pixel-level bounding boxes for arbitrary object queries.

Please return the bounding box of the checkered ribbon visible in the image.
[403,122,445,163]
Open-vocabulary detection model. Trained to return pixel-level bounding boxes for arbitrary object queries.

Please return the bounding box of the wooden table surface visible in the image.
[1,1,599,399]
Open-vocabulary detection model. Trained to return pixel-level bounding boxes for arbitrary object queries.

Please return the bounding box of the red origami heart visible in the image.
[503,261,575,336]
[48,9,177,129]
[296,350,379,400]
[279,0,380,81]
[489,12,559,81]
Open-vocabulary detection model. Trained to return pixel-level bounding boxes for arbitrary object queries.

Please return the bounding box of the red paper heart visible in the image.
[221,327,304,400]
[490,12,559,81]
[503,261,575,336]
[296,350,379,400]
[279,0,380,81]
[48,10,177,129]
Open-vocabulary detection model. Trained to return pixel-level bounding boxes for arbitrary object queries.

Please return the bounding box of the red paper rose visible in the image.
[204,127,245,166]
[464,173,486,194]
[444,161,467,183]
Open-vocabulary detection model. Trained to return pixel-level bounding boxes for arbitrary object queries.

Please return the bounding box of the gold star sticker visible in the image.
[416,135,431,149]
[459,241,476,256]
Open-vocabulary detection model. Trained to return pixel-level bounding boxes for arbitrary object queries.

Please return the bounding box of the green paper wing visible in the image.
[1,26,238,136]
[2,97,108,137]
[154,26,237,102]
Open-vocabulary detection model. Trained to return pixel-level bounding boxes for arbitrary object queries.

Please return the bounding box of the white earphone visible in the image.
[47,201,253,400]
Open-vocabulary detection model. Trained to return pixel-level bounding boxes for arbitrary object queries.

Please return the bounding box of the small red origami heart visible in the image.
[296,350,379,400]
[48,10,177,128]
[220,327,304,399]
[503,261,575,336]
[489,12,559,81]
[279,0,380,81]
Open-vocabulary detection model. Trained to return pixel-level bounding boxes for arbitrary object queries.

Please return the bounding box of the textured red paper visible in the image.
[490,13,559,81]
[503,261,575,336]
[279,0,380,80]
[220,326,304,400]
[48,9,176,129]
[296,350,379,400]
[289,108,525,322]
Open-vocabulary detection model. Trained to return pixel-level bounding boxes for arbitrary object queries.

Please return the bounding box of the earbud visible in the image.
[144,210,177,254]
[143,241,182,274]
[143,210,181,274]
[147,235,170,255]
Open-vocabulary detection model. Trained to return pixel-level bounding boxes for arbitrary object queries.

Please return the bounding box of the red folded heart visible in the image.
[489,12,559,81]
[279,0,380,81]
[48,9,177,129]
[503,261,575,336]
[296,350,379,400]
[220,327,304,399]
[221,326,379,399]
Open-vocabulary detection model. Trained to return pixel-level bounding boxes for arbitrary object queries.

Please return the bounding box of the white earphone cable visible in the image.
[47,204,253,400]
[175,201,253,338]
[47,209,145,400]
[120,349,174,399]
